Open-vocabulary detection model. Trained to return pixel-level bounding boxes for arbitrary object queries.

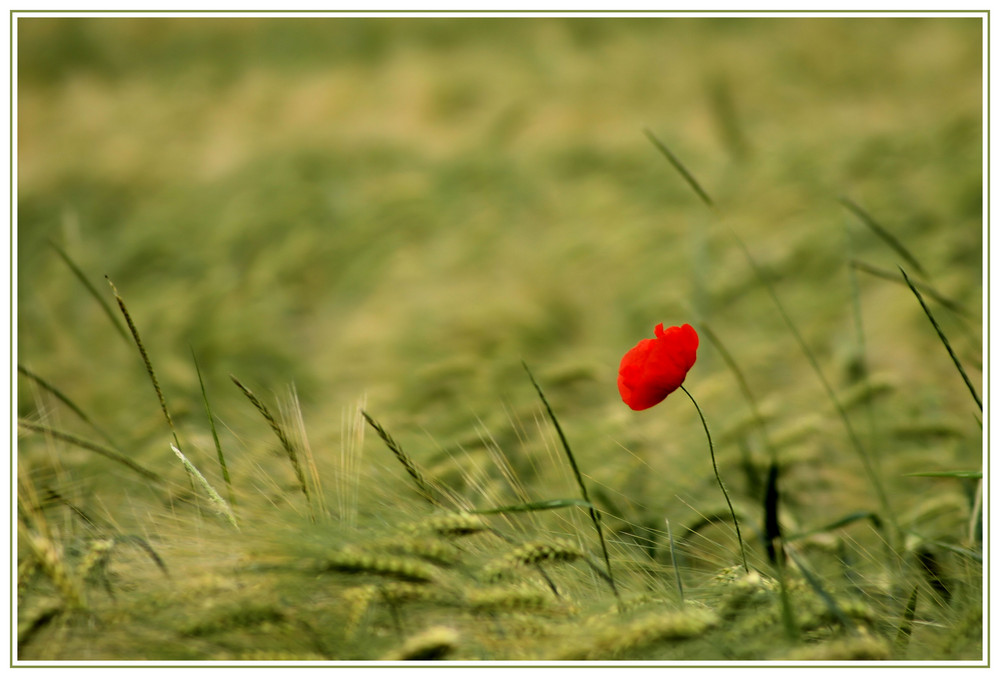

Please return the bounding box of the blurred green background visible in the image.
[18,15,982,554]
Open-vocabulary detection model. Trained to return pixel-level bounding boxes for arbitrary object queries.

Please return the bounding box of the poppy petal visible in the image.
[618,323,698,411]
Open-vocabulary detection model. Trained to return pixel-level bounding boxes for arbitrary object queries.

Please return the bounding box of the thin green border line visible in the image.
[7,9,993,14]
[8,6,13,672]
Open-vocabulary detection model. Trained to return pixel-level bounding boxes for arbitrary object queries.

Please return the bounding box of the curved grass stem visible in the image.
[680,385,748,573]
[899,267,982,412]
[522,362,620,603]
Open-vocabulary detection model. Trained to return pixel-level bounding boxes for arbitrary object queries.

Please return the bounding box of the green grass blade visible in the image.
[192,349,234,509]
[17,364,118,448]
[361,410,442,509]
[18,419,165,485]
[899,267,982,412]
[905,470,981,479]
[644,128,714,207]
[48,239,129,342]
[231,375,311,507]
[786,546,857,634]
[106,277,181,452]
[785,510,882,542]
[909,537,981,563]
[471,498,595,515]
[114,535,171,579]
[170,444,239,530]
[665,518,684,605]
[776,573,799,643]
[851,260,967,316]
[522,361,619,602]
[839,197,927,277]
[969,478,982,545]
[283,385,326,520]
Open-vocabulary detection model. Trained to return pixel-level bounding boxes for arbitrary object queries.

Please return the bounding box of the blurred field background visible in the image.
[16,16,983,662]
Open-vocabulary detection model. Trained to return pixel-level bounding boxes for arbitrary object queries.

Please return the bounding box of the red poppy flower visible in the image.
[617,323,699,411]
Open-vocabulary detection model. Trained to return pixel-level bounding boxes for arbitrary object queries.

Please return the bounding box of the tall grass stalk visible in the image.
[839,197,927,277]
[522,362,620,602]
[113,535,171,579]
[643,128,714,207]
[339,397,366,527]
[786,545,856,634]
[472,498,595,515]
[969,479,982,545]
[850,260,967,316]
[192,349,234,509]
[169,444,239,530]
[679,385,748,573]
[17,364,118,448]
[282,385,326,519]
[361,410,443,509]
[49,240,129,342]
[18,419,165,485]
[665,518,684,605]
[899,267,982,412]
[106,278,182,453]
[775,558,799,642]
[231,375,312,510]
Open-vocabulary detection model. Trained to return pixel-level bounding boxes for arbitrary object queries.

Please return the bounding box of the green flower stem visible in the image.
[681,385,749,573]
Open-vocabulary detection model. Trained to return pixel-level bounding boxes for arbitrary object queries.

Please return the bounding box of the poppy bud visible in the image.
[617,323,699,411]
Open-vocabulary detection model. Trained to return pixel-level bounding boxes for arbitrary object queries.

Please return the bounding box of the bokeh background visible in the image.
[16,16,983,660]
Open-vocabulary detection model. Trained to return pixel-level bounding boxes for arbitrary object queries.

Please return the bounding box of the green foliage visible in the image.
[17,16,982,662]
